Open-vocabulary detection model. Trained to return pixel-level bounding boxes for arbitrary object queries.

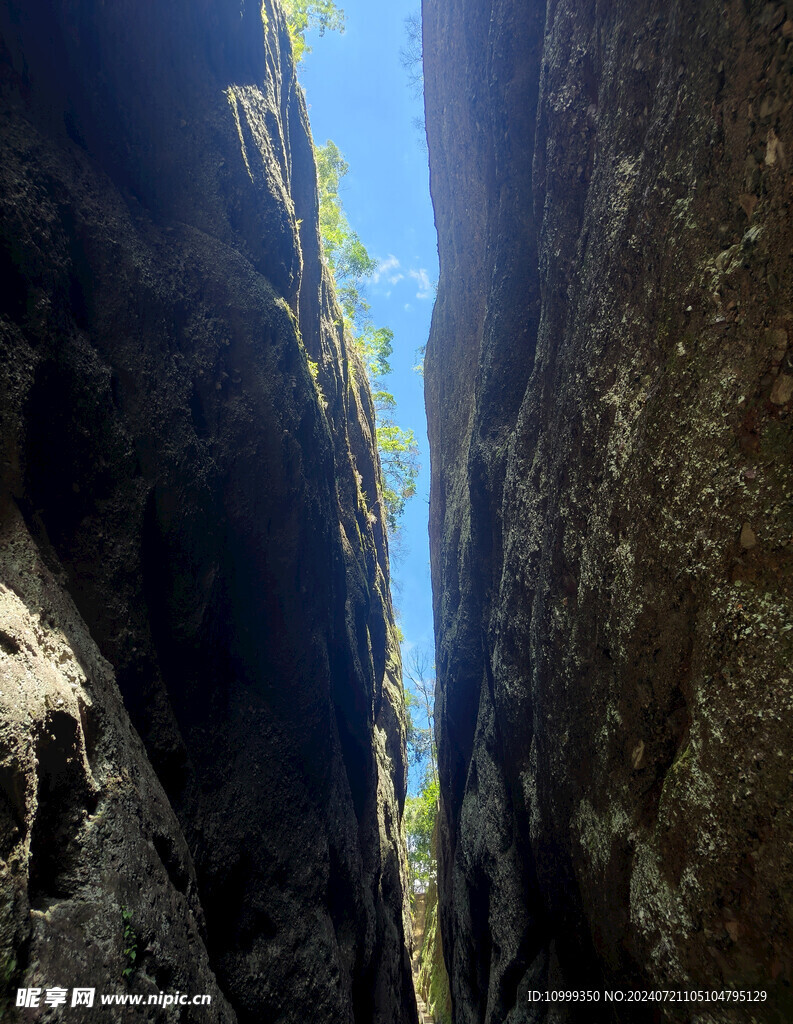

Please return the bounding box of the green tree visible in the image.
[315,140,419,533]
[403,650,451,1024]
[400,12,423,99]
[405,649,437,783]
[282,0,345,64]
[404,775,438,893]
[376,424,419,533]
[315,141,377,329]
[400,12,427,146]
[403,649,438,891]
[405,688,433,770]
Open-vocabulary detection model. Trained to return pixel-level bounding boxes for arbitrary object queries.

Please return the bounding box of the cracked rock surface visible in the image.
[0,2,416,1022]
[423,0,793,1020]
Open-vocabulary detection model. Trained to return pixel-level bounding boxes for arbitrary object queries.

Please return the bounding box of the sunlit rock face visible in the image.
[0,2,416,1022]
[423,0,793,1020]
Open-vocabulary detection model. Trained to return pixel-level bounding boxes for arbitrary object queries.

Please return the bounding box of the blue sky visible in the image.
[298,4,438,683]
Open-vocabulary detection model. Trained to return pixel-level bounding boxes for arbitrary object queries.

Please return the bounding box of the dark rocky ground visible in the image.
[0,2,416,1021]
[423,0,793,1021]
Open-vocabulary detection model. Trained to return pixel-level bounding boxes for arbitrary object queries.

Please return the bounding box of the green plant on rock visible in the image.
[307,357,328,411]
[315,140,378,323]
[404,774,438,895]
[417,877,452,1024]
[0,954,15,985]
[281,0,345,63]
[403,649,451,1022]
[376,424,419,533]
[315,140,419,533]
[0,954,16,996]
[121,906,138,980]
[403,649,439,892]
[0,953,17,1020]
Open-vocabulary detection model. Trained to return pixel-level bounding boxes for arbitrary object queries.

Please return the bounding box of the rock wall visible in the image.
[0,2,416,1022]
[423,0,793,1021]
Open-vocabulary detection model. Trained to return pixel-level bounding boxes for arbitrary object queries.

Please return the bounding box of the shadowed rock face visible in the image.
[0,2,416,1022]
[423,0,793,1021]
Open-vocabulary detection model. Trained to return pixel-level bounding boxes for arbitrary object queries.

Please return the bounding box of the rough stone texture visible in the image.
[424,0,793,1021]
[0,2,416,1022]
[0,501,237,1022]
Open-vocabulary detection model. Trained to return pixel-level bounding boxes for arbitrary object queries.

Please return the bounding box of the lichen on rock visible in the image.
[423,0,793,1020]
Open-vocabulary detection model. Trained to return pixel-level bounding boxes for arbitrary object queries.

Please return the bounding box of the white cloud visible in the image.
[373,254,402,285]
[404,303,413,313]
[409,268,433,299]
[372,258,435,300]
